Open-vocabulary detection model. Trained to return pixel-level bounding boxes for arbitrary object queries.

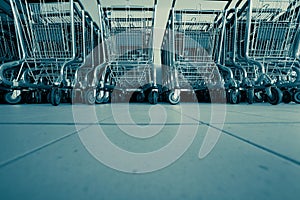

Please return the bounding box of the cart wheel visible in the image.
[267,87,282,105]
[148,91,158,104]
[136,92,145,102]
[4,91,22,105]
[25,92,34,104]
[50,87,61,106]
[97,90,110,104]
[168,91,180,105]
[282,90,292,104]
[246,88,254,104]
[254,92,264,103]
[85,88,95,105]
[228,89,239,104]
[95,90,104,104]
[35,91,42,103]
[47,92,51,103]
[293,90,300,104]
[102,95,110,103]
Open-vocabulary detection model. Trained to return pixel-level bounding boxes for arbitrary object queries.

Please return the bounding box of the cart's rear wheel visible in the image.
[293,90,300,104]
[136,92,145,102]
[282,90,292,104]
[246,88,254,104]
[4,91,22,105]
[267,87,282,105]
[25,92,34,104]
[50,87,61,106]
[85,88,95,105]
[148,91,158,104]
[228,89,240,104]
[36,91,42,103]
[168,91,180,105]
[47,92,51,103]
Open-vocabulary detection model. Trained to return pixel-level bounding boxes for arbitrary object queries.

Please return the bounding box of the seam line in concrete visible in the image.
[0,126,91,169]
[0,115,114,168]
[167,106,300,166]
[206,123,300,166]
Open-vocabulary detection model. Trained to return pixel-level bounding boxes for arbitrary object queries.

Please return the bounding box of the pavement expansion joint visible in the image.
[0,126,90,169]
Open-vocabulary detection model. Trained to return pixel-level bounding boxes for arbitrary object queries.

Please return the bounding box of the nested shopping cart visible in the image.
[161,0,236,104]
[0,0,22,103]
[2,0,98,105]
[95,0,159,104]
[0,1,19,64]
[224,0,300,104]
[70,13,101,105]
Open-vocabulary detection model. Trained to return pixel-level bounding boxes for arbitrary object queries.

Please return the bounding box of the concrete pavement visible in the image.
[0,103,299,200]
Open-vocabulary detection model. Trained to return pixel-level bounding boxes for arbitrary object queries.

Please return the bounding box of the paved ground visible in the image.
[0,103,299,200]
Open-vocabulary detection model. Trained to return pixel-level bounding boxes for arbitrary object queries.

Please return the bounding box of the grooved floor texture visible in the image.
[0,103,300,200]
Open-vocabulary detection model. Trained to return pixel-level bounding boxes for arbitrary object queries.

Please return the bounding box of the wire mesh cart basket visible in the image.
[223,0,300,104]
[0,0,22,103]
[161,0,236,104]
[95,0,159,104]
[2,0,98,105]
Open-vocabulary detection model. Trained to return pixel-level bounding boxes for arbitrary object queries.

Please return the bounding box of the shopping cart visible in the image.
[95,0,159,104]
[3,0,97,105]
[0,0,22,103]
[224,0,300,104]
[70,13,101,105]
[161,0,236,104]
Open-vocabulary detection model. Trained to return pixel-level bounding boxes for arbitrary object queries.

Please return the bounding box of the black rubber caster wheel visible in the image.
[293,90,300,104]
[148,91,158,105]
[267,87,283,105]
[228,89,240,104]
[4,91,22,105]
[85,88,96,105]
[50,87,61,106]
[282,90,292,104]
[168,91,180,105]
[246,88,254,104]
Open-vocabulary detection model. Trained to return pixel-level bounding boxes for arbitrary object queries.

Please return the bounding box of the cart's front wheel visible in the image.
[148,91,158,105]
[228,89,240,104]
[4,91,22,105]
[95,90,104,104]
[293,90,300,104]
[102,93,110,103]
[168,91,180,105]
[246,88,254,104]
[50,87,61,106]
[254,91,264,103]
[282,90,292,104]
[85,88,95,105]
[267,87,282,105]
